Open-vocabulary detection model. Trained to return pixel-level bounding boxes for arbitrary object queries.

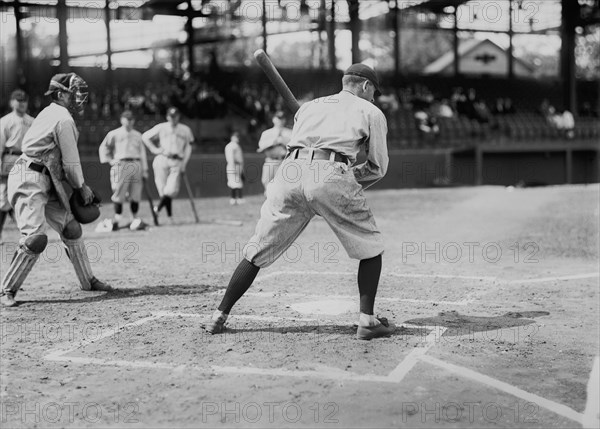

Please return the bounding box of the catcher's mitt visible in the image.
[69,189,102,224]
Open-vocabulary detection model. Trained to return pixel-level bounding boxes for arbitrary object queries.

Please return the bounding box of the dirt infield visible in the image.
[1,185,598,428]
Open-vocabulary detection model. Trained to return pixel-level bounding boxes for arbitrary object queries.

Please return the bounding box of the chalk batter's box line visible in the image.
[43,311,587,426]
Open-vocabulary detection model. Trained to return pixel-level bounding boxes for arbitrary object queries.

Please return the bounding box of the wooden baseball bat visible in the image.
[181,171,200,224]
[143,178,159,226]
[253,49,300,114]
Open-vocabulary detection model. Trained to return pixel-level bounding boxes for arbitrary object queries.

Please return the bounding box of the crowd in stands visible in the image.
[4,72,598,151]
[377,82,599,146]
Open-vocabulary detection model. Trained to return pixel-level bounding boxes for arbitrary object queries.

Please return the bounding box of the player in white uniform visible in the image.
[142,107,193,224]
[206,64,393,340]
[99,110,148,230]
[257,111,291,195]
[224,132,244,205]
[0,73,112,307]
[0,90,34,240]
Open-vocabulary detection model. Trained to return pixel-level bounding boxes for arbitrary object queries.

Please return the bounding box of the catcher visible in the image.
[0,73,112,308]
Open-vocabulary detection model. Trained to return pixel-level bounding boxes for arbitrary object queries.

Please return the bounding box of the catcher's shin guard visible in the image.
[1,241,44,294]
[63,238,94,291]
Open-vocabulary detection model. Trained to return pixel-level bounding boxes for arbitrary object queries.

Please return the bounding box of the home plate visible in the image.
[290,299,358,315]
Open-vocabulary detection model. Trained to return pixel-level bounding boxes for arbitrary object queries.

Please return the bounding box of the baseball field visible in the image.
[1,184,598,428]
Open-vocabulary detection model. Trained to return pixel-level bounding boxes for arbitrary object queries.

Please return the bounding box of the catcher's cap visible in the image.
[69,190,102,224]
[344,63,381,96]
[10,89,28,101]
[121,110,134,120]
[44,73,74,95]
[166,107,180,117]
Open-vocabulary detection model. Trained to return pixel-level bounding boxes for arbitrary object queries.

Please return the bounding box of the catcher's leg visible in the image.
[1,234,47,307]
[60,219,112,292]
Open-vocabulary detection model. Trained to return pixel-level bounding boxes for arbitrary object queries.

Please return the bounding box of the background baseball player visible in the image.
[224,131,244,205]
[0,73,112,307]
[207,64,392,340]
[257,111,291,195]
[98,110,148,231]
[142,107,193,224]
[0,90,34,241]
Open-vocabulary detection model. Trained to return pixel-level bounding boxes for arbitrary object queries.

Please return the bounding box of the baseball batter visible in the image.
[257,111,291,195]
[0,90,34,240]
[207,64,392,340]
[142,107,193,224]
[224,131,244,205]
[99,110,148,230]
[0,73,112,308]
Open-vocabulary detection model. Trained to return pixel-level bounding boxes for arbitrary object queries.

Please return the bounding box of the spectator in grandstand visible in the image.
[431,99,454,119]
[414,100,440,141]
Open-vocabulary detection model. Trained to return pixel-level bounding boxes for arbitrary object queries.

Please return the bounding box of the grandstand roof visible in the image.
[404,0,471,14]
[424,38,536,76]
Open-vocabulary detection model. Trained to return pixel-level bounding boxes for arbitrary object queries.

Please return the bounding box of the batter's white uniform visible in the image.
[224,140,243,189]
[257,126,291,192]
[142,123,193,198]
[99,126,148,203]
[244,90,389,267]
[0,111,34,211]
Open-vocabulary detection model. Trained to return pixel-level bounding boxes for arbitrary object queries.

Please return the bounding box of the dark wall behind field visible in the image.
[82,149,599,203]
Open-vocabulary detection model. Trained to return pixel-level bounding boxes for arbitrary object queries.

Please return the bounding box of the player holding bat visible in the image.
[206,62,393,340]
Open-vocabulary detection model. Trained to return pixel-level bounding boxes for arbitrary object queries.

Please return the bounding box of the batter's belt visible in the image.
[288,147,348,164]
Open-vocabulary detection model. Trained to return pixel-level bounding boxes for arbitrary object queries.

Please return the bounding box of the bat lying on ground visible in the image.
[143,179,159,226]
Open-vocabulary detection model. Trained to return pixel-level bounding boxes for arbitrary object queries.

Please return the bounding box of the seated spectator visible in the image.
[414,101,440,140]
[432,99,454,118]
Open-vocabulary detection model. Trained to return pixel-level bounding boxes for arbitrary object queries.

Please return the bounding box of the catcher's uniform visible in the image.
[2,102,100,293]
[99,126,148,203]
[224,139,243,190]
[0,111,34,211]
[257,125,292,193]
[244,90,389,267]
[142,122,193,198]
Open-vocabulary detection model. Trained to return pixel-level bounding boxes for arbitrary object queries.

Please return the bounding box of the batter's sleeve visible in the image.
[142,124,163,155]
[352,110,389,182]
[98,131,115,164]
[56,117,85,189]
[0,118,7,170]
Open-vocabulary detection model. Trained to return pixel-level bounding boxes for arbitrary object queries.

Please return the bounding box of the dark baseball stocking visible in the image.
[358,254,382,315]
[218,259,260,314]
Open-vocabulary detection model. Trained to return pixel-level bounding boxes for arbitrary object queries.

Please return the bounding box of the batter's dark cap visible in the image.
[344,63,381,96]
[44,73,72,95]
[10,89,28,101]
[121,110,134,120]
[166,107,180,117]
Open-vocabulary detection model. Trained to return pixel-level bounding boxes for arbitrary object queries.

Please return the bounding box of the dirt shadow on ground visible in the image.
[201,323,430,340]
[16,284,221,306]
[405,310,550,337]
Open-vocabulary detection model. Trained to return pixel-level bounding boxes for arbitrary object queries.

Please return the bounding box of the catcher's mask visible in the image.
[45,73,89,115]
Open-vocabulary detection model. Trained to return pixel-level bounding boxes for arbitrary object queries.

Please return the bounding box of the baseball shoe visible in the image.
[356,317,394,340]
[129,218,145,231]
[229,198,236,205]
[236,198,245,205]
[90,277,114,292]
[0,292,17,307]
[205,315,227,334]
